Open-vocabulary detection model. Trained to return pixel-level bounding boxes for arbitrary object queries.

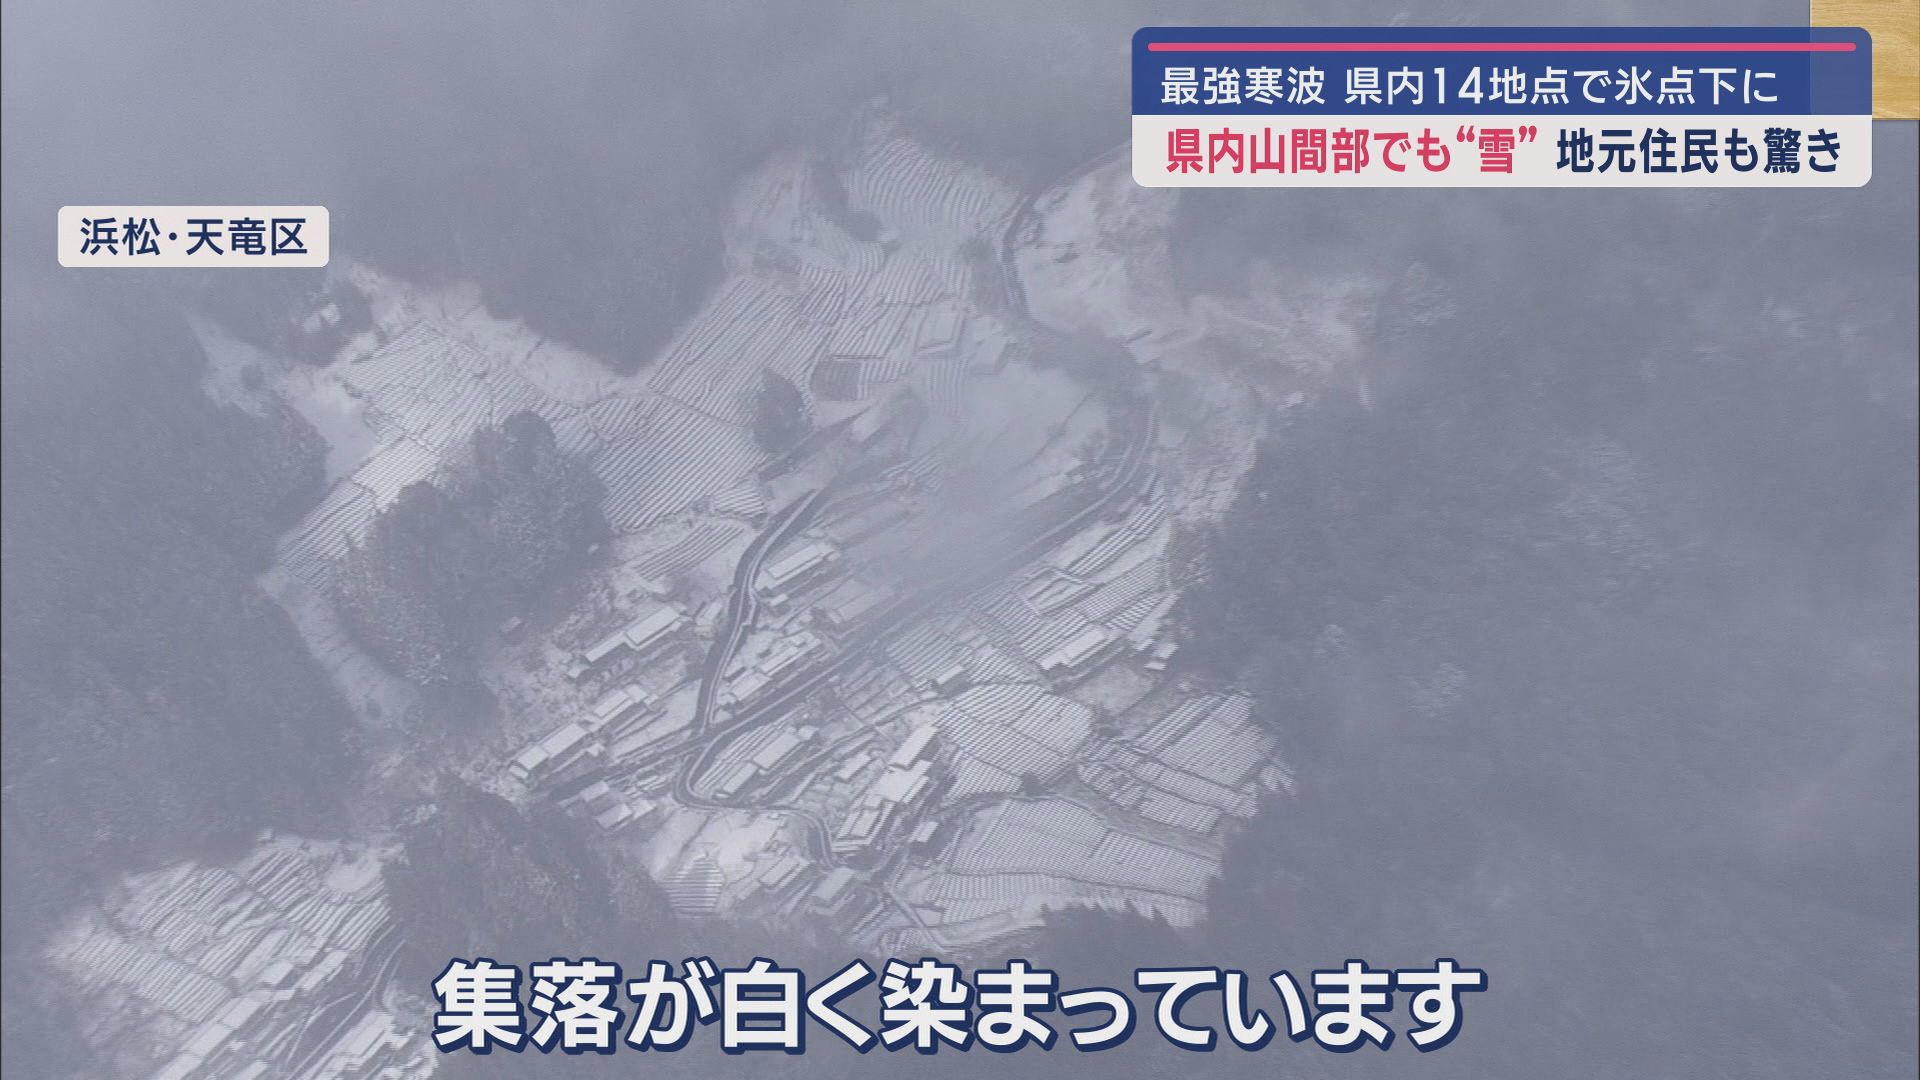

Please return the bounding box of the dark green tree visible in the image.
[335,412,605,688]
[751,371,812,454]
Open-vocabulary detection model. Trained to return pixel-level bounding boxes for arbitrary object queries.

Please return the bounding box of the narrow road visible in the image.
[676,401,1155,808]
[690,486,830,740]
[280,925,406,1078]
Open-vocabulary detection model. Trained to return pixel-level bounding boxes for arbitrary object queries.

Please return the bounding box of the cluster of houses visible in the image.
[47,840,431,1080]
[832,723,941,859]
[564,602,686,685]
[470,128,1266,958]
[511,600,690,787]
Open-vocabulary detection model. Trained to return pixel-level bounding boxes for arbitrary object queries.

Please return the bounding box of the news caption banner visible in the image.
[429,955,1486,1056]
[57,206,328,266]
[1132,26,1873,187]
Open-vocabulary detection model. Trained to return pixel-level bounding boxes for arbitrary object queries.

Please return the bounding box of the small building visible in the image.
[811,866,862,915]
[834,759,934,856]
[180,1016,236,1064]
[298,299,342,336]
[1038,625,1123,685]
[907,818,946,854]
[592,803,636,833]
[870,759,934,806]
[928,663,969,696]
[722,631,825,710]
[571,603,685,681]
[255,959,297,992]
[889,724,940,770]
[587,684,654,733]
[295,948,350,996]
[749,728,809,774]
[569,780,619,814]
[509,722,595,783]
[722,671,772,710]
[833,804,887,856]
[708,759,762,801]
[758,540,841,599]
[578,633,627,673]
[1143,640,1179,674]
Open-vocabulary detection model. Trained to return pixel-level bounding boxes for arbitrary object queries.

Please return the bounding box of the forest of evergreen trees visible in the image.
[335,412,606,692]
[1,277,361,1075]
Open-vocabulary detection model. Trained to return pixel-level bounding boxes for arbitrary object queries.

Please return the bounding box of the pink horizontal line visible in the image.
[1147,41,1856,53]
